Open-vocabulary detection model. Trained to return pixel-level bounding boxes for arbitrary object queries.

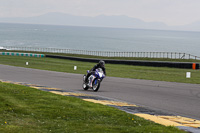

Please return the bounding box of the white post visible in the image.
[186,72,191,78]
[74,66,77,70]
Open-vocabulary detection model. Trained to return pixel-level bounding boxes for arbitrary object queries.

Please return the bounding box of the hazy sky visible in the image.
[1,0,200,26]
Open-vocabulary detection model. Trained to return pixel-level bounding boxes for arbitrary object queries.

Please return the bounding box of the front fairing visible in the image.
[95,68,105,79]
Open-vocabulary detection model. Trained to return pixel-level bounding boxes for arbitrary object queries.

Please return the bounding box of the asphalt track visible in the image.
[0,64,200,121]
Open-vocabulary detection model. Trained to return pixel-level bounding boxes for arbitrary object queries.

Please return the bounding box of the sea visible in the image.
[1,23,200,57]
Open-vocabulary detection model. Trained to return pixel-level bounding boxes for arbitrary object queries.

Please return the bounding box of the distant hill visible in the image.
[0,12,199,31]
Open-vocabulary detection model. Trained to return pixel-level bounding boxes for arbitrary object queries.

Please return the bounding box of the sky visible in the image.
[0,0,200,26]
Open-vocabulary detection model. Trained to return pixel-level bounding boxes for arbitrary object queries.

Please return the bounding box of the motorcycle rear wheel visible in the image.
[82,83,88,90]
[82,75,88,90]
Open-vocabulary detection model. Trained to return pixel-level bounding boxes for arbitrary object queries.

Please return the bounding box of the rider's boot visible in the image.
[84,73,90,83]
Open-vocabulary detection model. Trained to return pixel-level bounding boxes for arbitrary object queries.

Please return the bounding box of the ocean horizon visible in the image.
[1,23,200,57]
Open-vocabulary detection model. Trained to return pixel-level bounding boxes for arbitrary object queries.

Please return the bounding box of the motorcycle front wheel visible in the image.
[92,80,100,92]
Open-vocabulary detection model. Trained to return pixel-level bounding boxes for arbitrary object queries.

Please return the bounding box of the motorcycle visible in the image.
[82,68,105,92]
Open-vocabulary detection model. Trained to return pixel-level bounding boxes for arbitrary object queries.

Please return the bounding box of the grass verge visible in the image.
[0,82,185,133]
[0,55,200,84]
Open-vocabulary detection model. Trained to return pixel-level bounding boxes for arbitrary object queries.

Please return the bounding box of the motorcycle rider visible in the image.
[84,60,106,82]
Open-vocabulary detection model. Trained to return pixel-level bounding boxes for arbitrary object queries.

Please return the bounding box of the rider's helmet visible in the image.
[99,60,105,67]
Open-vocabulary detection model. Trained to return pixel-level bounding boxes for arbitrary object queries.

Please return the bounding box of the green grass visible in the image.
[0,82,185,133]
[0,55,200,84]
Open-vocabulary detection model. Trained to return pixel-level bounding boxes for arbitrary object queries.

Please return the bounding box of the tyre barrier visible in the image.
[46,55,199,69]
[0,52,45,58]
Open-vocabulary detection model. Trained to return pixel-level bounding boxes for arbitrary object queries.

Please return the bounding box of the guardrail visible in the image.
[3,46,200,60]
[46,55,200,69]
[0,52,45,58]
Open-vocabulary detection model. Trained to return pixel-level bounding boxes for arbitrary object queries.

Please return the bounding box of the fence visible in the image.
[3,46,200,60]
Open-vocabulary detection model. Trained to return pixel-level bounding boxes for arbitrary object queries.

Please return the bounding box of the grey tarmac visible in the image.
[0,64,200,121]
